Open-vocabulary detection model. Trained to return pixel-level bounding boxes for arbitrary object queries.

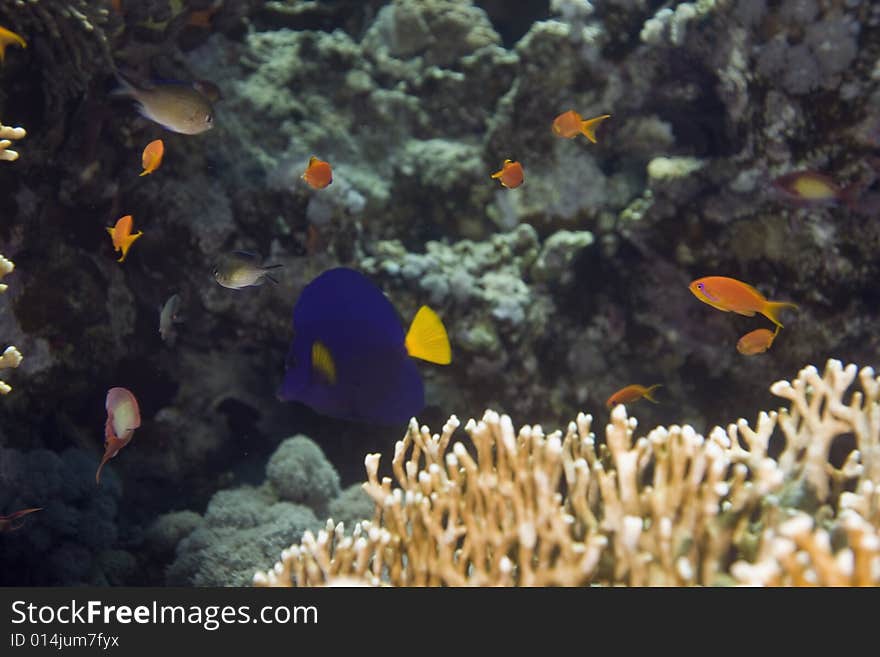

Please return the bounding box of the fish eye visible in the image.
[697,283,704,290]
[206,114,213,124]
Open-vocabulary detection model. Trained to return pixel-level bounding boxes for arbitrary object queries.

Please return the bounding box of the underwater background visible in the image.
[0,0,878,586]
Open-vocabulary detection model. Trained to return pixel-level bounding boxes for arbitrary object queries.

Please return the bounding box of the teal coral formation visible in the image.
[159,434,369,586]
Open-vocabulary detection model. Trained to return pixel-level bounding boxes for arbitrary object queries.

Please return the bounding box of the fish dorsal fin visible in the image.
[311,340,337,385]
[231,250,258,261]
[405,306,451,365]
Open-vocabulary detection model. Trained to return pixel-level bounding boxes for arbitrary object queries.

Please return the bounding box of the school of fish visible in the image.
[1,20,839,517]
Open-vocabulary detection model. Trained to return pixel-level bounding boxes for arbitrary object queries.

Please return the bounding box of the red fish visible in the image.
[302,156,333,189]
[96,387,141,485]
[0,507,41,532]
[491,159,524,189]
[606,383,661,409]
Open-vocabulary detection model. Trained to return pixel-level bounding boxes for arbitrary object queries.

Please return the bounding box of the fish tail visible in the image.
[643,384,662,403]
[763,301,799,328]
[405,305,451,365]
[264,273,279,285]
[110,72,138,99]
[580,114,611,143]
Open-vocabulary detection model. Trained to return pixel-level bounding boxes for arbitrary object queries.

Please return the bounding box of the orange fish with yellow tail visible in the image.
[139,139,164,176]
[0,26,26,64]
[302,156,333,189]
[552,111,611,143]
[736,327,779,355]
[106,215,143,263]
[97,387,141,485]
[606,383,661,409]
[689,276,798,328]
[491,159,524,189]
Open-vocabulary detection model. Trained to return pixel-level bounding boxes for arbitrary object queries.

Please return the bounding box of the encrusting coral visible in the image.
[0,254,21,395]
[255,359,880,587]
[0,122,25,162]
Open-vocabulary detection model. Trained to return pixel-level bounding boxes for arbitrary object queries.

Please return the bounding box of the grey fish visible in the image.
[159,294,183,345]
[212,251,283,289]
[112,74,214,135]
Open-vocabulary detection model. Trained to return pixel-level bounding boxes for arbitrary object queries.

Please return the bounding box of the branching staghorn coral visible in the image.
[0,121,25,161]
[0,254,21,394]
[255,359,880,587]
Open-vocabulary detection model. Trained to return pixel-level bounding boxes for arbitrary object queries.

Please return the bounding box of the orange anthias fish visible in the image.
[736,327,779,356]
[139,139,164,176]
[606,384,662,409]
[106,215,143,263]
[302,156,333,189]
[552,111,611,143]
[0,507,42,532]
[0,26,26,64]
[97,387,141,485]
[689,276,798,328]
[491,159,524,189]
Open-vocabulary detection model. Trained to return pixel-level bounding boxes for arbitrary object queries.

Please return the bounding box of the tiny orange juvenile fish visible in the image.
[97,387,141,485]
[736,327,779,355]
[552,111,611,143]
[302,156,333,189]
[606,383,661,409]
[139,139,164,176]
[106,215,143,263]
[0,26,26,63]
[0,507,41,532]
[491,159,524,189]
[689,276,798,329]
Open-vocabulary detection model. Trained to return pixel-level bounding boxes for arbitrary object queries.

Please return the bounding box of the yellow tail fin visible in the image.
[763,301,799,328]
[405,306,451,364]
[643,384,662,403]
[311,340,337,384]
[580,114,611,143]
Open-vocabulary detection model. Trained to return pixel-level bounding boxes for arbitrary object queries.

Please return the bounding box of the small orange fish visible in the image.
[606,384,661,409]
[736,327,779,356]
[552,111,611,143]
[302,156,333,189]
[106,215,143,263]
[689,276,798,329]
[0,507,41,532]
[0,25,26,63]
[97,387,141,485]
[491,159,524,189]
[139,139,164,176]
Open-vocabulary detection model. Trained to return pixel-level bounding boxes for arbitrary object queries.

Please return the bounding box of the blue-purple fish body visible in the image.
[278,267,450,424]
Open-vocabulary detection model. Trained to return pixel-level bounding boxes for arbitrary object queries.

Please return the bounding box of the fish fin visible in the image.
[405,305,451,365]
[580,114,611,143]
[733,309,756,317]
[231,250,259,261]
[263,263,284,270]
[110,72,139,99]
[643,384,662,403]
[264,273,279,285]
[763,301,798,328]
[311,340,337,385]
[490,169,503,179]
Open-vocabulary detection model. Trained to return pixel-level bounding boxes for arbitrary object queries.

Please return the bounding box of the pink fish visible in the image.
[0,507,41,532]
[96,387,141,485]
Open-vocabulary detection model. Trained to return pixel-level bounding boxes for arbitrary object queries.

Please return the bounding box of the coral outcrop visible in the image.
[255,359,880,586]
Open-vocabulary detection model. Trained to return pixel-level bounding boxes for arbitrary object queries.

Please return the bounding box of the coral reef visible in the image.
[159,434,370,586]
[0,254,19,394]
[0,121,24,161]
[255,360,880,586]
[0,446,128,585]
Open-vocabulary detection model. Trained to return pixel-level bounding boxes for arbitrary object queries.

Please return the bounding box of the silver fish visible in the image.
[159,294,182,345]
[212,251,283,289]
[112,74,214,135]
